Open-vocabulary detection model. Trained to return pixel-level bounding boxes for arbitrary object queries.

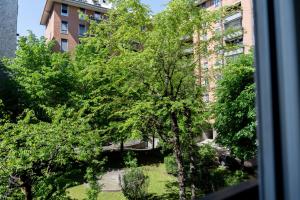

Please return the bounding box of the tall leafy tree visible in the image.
[74,1,221,199]
[0,109,103,200]
[3,33,76,112]
[129,1,222,199]
[73,0,151,149]
[214,53,257,164]
[0,34,104,199]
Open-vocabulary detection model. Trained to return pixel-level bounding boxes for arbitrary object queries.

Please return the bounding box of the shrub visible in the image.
[120,168,149,200]
[225,170,248,186]
[124,151,138,168]
[198,144,218,167]
[164,155,177,176]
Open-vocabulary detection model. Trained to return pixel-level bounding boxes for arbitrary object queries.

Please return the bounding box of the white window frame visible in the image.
[61,39,68,52]
[214,0,221,7]
[61,4,69,17]
[79,24,86,36]
[61,21,68,34]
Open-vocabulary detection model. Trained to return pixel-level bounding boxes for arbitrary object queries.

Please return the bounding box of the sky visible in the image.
[17,0,170,37]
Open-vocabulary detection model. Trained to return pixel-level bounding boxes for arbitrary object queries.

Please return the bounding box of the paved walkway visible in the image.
[98,170,124,192]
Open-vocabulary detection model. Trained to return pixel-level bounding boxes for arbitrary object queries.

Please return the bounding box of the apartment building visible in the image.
[0,0,18,58]
[195,0,255,103]
[40,0,112,52]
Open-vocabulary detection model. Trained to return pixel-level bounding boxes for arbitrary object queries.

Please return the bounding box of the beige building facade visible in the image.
[195,0,255,103]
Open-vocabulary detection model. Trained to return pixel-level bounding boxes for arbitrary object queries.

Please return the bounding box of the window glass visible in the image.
[61,21,68,34]
[1,1,258,200]
[61,39,68,52]
[61,4,68,16]
[79,24,86,36]
[94,12,101,21]
[214,0,221,7]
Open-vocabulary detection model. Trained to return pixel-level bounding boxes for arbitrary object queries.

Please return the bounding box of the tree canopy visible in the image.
[214,53,257,162]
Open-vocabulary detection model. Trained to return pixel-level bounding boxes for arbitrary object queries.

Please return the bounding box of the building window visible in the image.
[61,39,68,52]
[204,78,209,86]
[203,61,209,69]
[61,21,68,34]
[61,4,68,16]
[79,24,86,36]
[79,8,86,20]
[204,93,209,103]
[214,0,221,7]
[94,12,101,21]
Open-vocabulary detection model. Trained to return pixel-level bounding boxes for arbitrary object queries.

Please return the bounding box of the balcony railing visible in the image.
[194,0,208,6]
[224,28,243,41]
[224,12,242,23]
[183,47,194,55]
[224,46,244,57]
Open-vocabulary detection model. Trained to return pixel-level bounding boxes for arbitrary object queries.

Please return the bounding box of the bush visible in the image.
[120,168,149,200]
[225,170,248,186]
[198,144,218,167]
[164,155,177,176]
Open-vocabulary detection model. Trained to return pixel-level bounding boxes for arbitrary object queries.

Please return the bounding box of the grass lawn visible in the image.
[67,163,177,200]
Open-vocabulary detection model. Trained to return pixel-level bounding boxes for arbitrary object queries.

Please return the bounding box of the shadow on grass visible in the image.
[102,149,166,170]
[147,181,179,200]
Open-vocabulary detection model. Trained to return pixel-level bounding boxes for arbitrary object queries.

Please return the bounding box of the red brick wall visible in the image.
[45,2,97,52]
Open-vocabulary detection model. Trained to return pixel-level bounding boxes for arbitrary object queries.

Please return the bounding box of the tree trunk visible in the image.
[184,107,197,200]
[120,139,124,153]
[171,111,187,200]
[152,134,155,150]
[23,182,33,200]
[189,151,197,200]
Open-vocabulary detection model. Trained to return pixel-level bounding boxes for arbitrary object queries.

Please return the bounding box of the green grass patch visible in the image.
[67,163,177,200]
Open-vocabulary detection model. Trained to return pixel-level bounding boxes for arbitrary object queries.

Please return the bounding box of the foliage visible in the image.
[164,155,178,176]
[197,145,249,194]
[3,33,75,111]
[0,109,103,199]
[224,169,248,186]
[0,99,9,124]
[121,167,149,200]
[124,1,219,198]
[0,33,104,199]
[68,163,177,200]
[124,152,138,168]
[73,0,152,147]
[214,53,257,161]
[74,1,221,199]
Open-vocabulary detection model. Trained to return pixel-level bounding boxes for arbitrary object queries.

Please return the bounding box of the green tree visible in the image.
[3,33,76,112]
[214,53,256,164]
[127,1,220,199]
[0,33,104,200]
[0,99,9,124]
[0,109,103,200]
[73,0,151,150]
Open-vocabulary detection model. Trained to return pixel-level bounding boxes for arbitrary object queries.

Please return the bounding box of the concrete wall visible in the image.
[0,0,18,58]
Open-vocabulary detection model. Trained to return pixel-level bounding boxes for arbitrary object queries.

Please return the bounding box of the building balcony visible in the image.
[224,28,243,41]
[214,59,224,69]
[224,12,242,24]
[181,35,193,43]
[224,46,244,57]
[183,47,194,55]
[194,0,207,6]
